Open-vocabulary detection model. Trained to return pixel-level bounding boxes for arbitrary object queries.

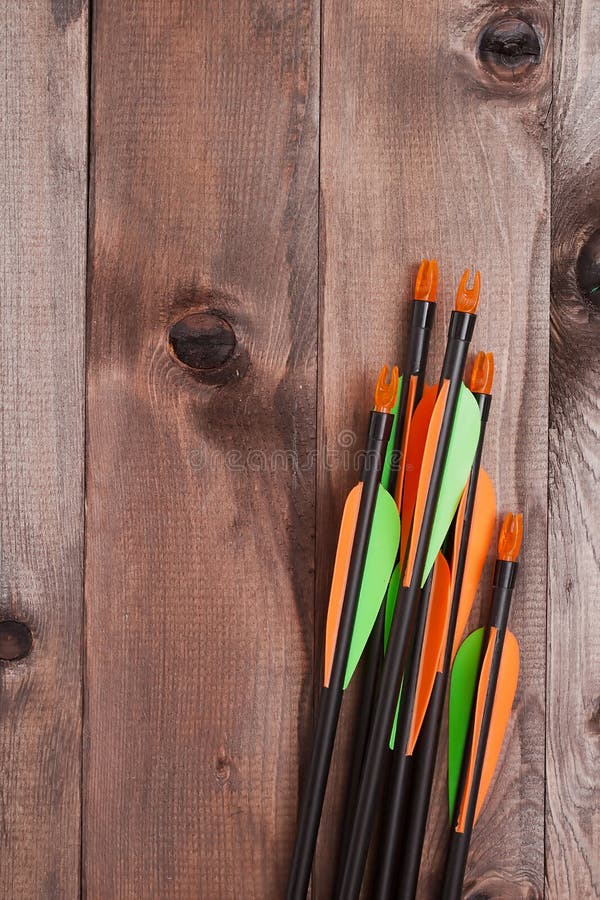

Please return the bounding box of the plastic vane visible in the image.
[406,554,452,752]
[385,382,481,647]
[343,484,400,688]
[388,552,451,750]
[450,468,496,660]
[381,376,403,493]
[384,386,437,640]
[417,383,481,587]
[384,383,480,750]
[323,387,401,689]
[448,628,520,824]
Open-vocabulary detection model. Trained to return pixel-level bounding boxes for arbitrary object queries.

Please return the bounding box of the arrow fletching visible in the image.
[450,468,496,661]
[398,384,437,564]
[384,563,401,652]
[406,553,452,753]
[381,375,403,493]
[343,485,400,688]
[323,483,400,689]
[448,627,520,827]
[404,383,481,589]
[386,554,451,751]
[324,484,362,687]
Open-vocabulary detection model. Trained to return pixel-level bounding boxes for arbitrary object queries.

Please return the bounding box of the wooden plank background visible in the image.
[0,1,598,897]
[84,1,319,898]
[318,4,552,897]
[547,0,600,895]
[0,1,88,897]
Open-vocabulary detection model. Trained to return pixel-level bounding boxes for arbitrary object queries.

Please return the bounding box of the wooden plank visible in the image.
[85,2,319,896]
[547,1,600,895]
[0,1,87,896]
[318,2,552,896]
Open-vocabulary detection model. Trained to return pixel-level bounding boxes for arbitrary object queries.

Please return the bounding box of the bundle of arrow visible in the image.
[287,260,524,900]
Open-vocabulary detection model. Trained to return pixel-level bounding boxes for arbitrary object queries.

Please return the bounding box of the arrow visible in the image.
[336,260,438,874]
[392,351,497,900]
[442,512,523,900]
[286,365,400,900]
[335,270,482,900]
[375,352,495,900]
[374,552,451,900]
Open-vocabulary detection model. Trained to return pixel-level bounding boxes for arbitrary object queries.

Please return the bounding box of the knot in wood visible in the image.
[215,749,232,786]
[0,620,33,661]
[169,312,236,371]
[576,230,600,308]
[477,17,542,80]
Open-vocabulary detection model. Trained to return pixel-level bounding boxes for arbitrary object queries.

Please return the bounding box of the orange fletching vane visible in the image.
[403,381,450,586]
[455,269,481,314]
[414,259,439,302]
[456,630,520,831]
[407,554,452,754]
[375,365,399,413]
[469,351,494,394]
[324,484,362,686]
[498,512,523,562]
[450,468,496,661]
[398,385,437,556]
[394,375,417,510]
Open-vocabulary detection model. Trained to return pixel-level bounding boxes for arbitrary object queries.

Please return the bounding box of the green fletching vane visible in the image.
[381,376,402,493]
[384,563,401,652]
[389,678,403,750]
[383,563,403,749]
[421,384,481,587]
[448,627,485,820]
[343,485,400,689]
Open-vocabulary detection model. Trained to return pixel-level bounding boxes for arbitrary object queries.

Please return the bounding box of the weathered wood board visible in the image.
[1,0,600,897]
[0,1,88,896]
[547,0,600,896]
[85,1,319,897]
[318,2,552,897]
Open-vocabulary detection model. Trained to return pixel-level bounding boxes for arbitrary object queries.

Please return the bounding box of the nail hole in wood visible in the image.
[0,621,33,661]
[477,17,542,79]
[576,230,600,308]
[169,312,237,371]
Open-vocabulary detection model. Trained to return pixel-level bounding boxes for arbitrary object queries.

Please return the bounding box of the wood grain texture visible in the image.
[85,1,319,897]
[317,2,552,897]
[0,1,87,897]
[547,0,600,896]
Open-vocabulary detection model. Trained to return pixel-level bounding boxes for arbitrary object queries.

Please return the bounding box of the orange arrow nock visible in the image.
[414,259,438,302]
[498,512,523,562]
[455,269,481,314]
[469,351,494,394]
[375,365,399,413]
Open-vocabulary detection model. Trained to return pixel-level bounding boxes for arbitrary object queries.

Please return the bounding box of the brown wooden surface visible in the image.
[0,1,88,897]
[318,3,552,897]
[85,1,319,897]
[547,0,600,895]
[1,0,599,897]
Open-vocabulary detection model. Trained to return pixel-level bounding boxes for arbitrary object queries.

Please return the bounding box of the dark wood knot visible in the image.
[587,696,600,735]
[0,620,33,661]
[576,230,600,308]
[477,17,542,79]
[215,749,232,786]
[169,312,237,371]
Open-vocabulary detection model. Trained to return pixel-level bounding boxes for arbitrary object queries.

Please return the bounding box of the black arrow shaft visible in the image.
[441,558,518,900]
[335,311,476,900]
[335,299,435,879]
[395,390,491,900]
[286,408,393,900]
